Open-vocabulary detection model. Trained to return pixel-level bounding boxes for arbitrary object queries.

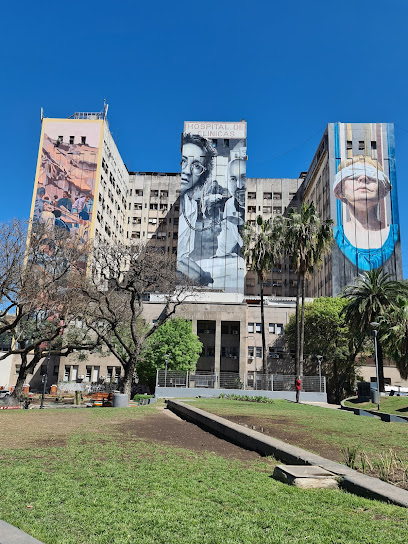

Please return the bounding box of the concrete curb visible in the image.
[167,399,408,508]
[0,520,45,544]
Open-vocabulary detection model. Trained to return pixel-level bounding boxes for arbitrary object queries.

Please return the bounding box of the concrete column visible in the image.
[239,317,246,381]
[214,320,221,388]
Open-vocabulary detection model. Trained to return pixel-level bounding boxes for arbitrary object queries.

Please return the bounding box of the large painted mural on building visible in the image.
[332,123,400,275]
[31,120,102,245]
[177,122,247,293]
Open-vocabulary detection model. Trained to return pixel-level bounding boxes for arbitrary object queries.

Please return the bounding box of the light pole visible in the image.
[370,322,380,411]
[316,355,323,393]
[40,341,52,410]
[164,354,169,387]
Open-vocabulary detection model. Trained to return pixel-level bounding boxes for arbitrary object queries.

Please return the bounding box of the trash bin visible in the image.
[113,393,129,408]
[370,388,379,405]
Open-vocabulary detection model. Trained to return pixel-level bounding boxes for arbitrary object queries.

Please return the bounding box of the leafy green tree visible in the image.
[284,202,333,376]
[379,296,408,380]
[284,297,362,403]
[136,318,202,388]
[242,216,283,375]
[342,269,408,391]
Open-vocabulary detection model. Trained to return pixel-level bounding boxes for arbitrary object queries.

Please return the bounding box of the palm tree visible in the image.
[380,296,408,380]
[284,202,333,376]
[242,215,283,376]
[342,269,408,391]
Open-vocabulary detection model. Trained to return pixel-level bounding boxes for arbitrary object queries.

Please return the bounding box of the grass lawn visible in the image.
[344,396,408,416]
[188,398,408,486]
[1,406,408,543]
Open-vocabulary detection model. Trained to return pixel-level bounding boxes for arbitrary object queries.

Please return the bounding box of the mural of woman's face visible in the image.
[342,173,379,210]
[181,143,205,191]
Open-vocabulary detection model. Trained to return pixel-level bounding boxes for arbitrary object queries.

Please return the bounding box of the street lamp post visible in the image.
[316,355,323,393]
[370,322,381,411]
[40,341,52,410]
[164,354,169,387]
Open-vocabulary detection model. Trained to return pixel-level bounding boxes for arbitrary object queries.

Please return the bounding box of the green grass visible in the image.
[1,407,408,543]
[344,396,408,416]
[188,399,408,463]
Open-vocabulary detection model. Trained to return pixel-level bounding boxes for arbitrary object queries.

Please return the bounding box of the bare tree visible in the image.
[0,221,100,401]
[77,241,193,396]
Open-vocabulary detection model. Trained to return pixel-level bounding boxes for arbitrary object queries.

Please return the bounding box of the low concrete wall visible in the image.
[167,399,408,508]
[156,387,327,402]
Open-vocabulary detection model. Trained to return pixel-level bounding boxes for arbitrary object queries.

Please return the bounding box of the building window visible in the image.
[358,140,365,151]
[64,366,70,381]
[263,192,272,200]
[247,206,256,213]
[81,136,86,145]
[69,136,74,144]
[273,193,282,200]
[248,346,254,358]
[150,204,158,210]
[347,140,352,150]
[268,323,275,333]
[256,347,262,358]
[136,189,143,196]
[276,323,283,335]
[53,365,59,376]
[256,323,262,333]
[273,207,282,215]
[247,192,256,199]
[224,139,229,147]
[151,190,159,197]
[85,367,92,381]
[263,206,271,214]
[57,135,63,143]
[248,322,254,333]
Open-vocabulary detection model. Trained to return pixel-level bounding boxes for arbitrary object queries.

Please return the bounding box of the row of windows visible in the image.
[247,206,282,214]
[130,231,178,240]
[248,322,283,334]
[58,135,86,145]
[248,192,283,200]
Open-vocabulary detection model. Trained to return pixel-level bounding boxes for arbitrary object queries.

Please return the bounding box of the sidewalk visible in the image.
[0,520,45,544]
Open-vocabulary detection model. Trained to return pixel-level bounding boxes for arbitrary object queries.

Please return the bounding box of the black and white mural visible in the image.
[177,122,247,293]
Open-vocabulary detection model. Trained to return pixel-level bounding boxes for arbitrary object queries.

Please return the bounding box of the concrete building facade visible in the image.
[2,113,404,392]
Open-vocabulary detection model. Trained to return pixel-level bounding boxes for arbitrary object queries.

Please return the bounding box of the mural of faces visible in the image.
[178,132,246,293]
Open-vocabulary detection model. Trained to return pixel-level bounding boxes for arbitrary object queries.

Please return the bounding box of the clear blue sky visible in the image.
[2,0,408,275]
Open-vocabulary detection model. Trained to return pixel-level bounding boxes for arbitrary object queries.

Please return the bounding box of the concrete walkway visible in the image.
[0,520,44,544]
[298,401,341,410]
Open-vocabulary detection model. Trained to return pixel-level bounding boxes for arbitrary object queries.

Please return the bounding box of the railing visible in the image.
[156,371,326,393]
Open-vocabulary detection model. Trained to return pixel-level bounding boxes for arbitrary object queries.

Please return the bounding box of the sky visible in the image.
[1,0,408,275]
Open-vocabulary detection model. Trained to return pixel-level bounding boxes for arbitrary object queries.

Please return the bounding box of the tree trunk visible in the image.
[122,356,137,396]
[295,270,301,376]
[11,354,32,402]
[299,274,306,376]
[377,341,385,393]
[260,277,267,376]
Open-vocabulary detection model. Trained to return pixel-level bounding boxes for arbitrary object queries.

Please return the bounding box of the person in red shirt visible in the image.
[295,376,301,403]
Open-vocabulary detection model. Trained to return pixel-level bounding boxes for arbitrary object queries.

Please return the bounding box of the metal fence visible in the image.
[156,371,326,393]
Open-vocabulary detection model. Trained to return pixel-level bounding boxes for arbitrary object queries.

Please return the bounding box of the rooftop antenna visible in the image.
[103,99,109,119]
[40,107,44,121]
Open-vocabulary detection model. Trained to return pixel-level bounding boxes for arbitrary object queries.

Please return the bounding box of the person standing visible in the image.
[295,376,301,403]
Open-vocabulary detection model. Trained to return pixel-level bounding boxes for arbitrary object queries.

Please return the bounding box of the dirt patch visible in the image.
[223,414,343,462]
[118,408,263,462]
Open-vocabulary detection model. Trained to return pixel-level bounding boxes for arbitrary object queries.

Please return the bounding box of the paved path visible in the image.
[298,401,341,410]
[0,520,44,544]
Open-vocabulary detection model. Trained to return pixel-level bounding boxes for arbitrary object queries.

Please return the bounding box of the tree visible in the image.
[137,318,202,389]
[342,269,408,392]
[283,297,363,403]
[378,296,408,381]
[0,220,99,401]
[284,202,333,376]
[78,241,193,396]
[242,215,283,375]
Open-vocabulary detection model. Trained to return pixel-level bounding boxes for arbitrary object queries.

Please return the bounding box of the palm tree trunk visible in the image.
[377,341,385,393]
[295,270,301,376]
[299,274,306,376]
[260,276,267,376]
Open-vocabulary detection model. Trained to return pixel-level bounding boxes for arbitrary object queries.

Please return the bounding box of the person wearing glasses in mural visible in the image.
[179,133,224,285]
[333,156,398,270]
